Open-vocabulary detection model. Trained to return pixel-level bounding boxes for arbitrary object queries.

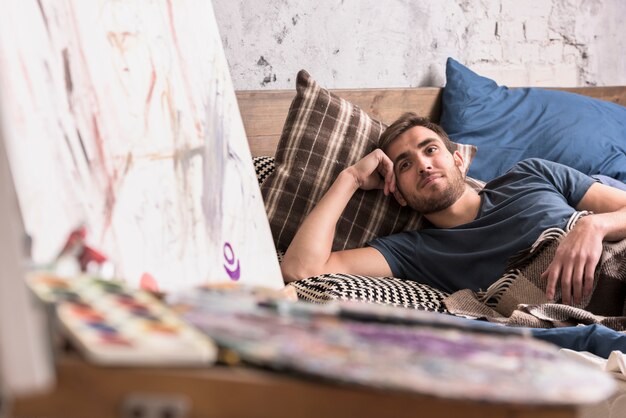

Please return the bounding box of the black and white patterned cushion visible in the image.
[253,156,275,186]
[287,273,449,313]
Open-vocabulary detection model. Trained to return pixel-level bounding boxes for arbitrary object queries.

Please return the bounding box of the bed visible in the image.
[236,60,626,310]
[236,60,626,417]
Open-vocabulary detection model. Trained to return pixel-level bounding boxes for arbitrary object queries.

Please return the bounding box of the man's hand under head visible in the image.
[346,149,396,193]
[344,149,405,206]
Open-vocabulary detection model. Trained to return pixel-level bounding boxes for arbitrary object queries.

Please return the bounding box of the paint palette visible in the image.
[169,287,616,405]
[28,273,217,366]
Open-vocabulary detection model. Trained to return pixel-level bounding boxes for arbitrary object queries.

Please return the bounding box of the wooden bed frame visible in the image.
[236,86,626,157]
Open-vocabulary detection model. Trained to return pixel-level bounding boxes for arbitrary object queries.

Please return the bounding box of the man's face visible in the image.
[384,126,466,214]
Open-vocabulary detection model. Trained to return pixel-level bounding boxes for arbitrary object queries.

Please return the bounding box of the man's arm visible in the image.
[281,149,397,282]
[544,182,626,305]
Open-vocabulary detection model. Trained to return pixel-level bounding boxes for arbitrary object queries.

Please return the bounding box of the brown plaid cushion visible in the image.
[261,70,480,252]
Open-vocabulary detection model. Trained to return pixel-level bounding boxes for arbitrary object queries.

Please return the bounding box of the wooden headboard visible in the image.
[236,86,626,158]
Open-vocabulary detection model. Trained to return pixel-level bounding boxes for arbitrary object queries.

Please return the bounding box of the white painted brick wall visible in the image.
[563,44,584,64]
[472,19,498,40]
[541,42,564,63]
[524,19,549,42]
[499,19,525,41]
[502,0,553,18]
[469,64,528,86]
[476,42,504,62]
[212,0,626,89]
[517,43,542,64]
[529,64,579,86]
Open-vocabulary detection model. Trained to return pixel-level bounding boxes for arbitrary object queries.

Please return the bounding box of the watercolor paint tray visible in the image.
[28,272,217,366]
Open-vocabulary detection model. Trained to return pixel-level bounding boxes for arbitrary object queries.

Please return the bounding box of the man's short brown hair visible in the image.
[379,112,457,154]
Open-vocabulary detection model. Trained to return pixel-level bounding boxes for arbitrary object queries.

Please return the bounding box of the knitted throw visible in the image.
[444,212,626,331]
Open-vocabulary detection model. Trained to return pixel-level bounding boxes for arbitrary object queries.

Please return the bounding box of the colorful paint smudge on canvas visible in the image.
[0,0,283,290]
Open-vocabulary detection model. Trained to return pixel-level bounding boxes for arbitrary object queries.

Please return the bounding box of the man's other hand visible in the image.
[542,216,603,306]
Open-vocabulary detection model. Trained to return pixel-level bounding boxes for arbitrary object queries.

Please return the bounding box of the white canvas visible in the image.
[0,0,283,291]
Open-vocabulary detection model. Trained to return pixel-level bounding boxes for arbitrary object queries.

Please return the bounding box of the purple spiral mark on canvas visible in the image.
[223,242,240,280]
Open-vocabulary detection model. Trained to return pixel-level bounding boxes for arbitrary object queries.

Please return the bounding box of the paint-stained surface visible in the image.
[0,0,283,291]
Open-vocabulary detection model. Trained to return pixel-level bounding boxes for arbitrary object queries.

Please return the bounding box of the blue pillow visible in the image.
[440,58,626,182]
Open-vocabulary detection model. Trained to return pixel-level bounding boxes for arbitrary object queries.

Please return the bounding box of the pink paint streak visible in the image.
[144,59,157,131]
[92,114,117,234]
[166,0,202,137]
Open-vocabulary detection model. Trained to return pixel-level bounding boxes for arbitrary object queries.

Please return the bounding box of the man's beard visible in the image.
[405,169,466,214]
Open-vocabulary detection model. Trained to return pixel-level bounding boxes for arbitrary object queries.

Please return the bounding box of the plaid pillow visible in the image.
[261,70,479,252]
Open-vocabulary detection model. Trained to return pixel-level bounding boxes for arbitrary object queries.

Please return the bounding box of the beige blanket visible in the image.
[444,212,626,330]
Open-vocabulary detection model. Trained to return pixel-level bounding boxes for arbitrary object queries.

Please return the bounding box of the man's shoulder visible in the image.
[510,158,560,172]
[503,158,579,179]
[482,158,571,192]
[490,158,593,200]
[484,158,550,185]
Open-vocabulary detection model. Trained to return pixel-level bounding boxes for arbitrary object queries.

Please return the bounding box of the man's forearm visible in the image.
[577,182,626,241]
[586,205,626,241]
[281,169,359,282]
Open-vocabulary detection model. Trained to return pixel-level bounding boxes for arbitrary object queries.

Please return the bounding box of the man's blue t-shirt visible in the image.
[368,158,595,294]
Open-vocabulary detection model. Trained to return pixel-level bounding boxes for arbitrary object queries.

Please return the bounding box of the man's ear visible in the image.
[393,189,407,207]
[453,150,465,172]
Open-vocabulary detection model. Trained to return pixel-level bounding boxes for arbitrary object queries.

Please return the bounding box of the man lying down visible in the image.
[281,112,626,358]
